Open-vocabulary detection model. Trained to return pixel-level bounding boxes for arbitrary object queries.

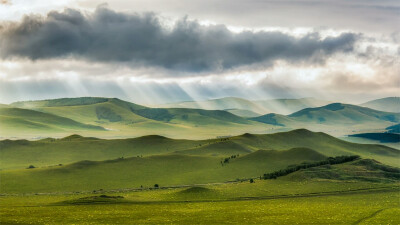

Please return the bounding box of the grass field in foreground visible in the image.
[0,179,399,224]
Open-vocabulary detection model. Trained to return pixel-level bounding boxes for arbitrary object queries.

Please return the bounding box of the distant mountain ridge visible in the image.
[250,103,400,126]
[4,97,252,139]
[4,97,399,139]
[158,97,331,115]
[360,97,400,113]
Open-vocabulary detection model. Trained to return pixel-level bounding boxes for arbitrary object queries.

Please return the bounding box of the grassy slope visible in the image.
[250,103,400,134]
[0,107,104,135]
[224,109,261,117]
[289,103,400,124]
[160,97,332,115]
[6,97,265,139]
[1,158,399,224]
[12,97,249,126]
[284,159,400,183]
[0,134,203,170]
[1,129,399,170]
[0,148,328,193]
[1,187,398,224]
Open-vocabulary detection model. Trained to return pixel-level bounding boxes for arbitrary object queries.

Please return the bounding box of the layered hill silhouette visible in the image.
[159,97,331,115]
[11,97,249,125]
[0,147,328,193]
[360,97,400,113]
[250,103,400,126]
[1,129,398,171]
[3,97,399,139]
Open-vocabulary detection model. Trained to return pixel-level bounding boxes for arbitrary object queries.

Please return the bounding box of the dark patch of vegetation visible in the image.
[96,106,122,122]
[222,154,240,164]
[349,133,400,143]
[248,113,284,126]
[323,103,345,111]
[132,108,174,122]
[154,184,159,188]
[57,195,125,205]
[179,186,211,194]
[263,155,360,180]
[27,165,36,169]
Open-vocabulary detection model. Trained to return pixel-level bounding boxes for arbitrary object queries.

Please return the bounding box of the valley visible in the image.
[0,96,399,224]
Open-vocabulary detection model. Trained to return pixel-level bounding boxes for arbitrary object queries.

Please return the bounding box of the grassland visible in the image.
[0,148,328,193]
[1,97,399,224]
[3,97,274,139]
[1,129,398,171]
[1,169,399,224]
[4,97,399,140]
[0,107,104,134]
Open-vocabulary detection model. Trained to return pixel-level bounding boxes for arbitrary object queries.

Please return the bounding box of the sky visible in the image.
[0,0,399,105]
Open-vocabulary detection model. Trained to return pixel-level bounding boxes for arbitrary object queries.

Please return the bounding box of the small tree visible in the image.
[27,165,36,169]
[250,179,254,183]
[154,184,159,188]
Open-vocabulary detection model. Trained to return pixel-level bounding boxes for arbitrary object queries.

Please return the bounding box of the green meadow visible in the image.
[0,97,399,224]
[1,171,399,224]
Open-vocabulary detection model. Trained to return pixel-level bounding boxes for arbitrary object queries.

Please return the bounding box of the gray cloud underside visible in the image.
[0,7,358,72]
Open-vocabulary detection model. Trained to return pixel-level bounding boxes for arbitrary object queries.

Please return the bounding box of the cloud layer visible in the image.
[0,6,358,72]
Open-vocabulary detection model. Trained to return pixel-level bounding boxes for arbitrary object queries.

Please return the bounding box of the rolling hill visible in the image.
[11,97,250,126]
[360,97,400,113]
[386,123,400,133]
[1,129,398,171]
[5,97,400,139]
[250,103,400,128]
[5,97,264,139]
[224,109,261,117]
[0,107,105,136]
[159,97,331,115]
[285,158,400,183]
[0,147,328,193]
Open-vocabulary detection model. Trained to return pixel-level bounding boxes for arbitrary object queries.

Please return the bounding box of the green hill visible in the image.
[11,97,111,108]
[249,113,298,126]
[285,159,400,183]
[0,107,104,135]
[224,109,261,117]
[251,103,400,128]
[20,97,250,125]
[361,97,400,113]
[1,129,398,170]
[0,148,327,193]
[160,97,331,115]
[5,97,264,139]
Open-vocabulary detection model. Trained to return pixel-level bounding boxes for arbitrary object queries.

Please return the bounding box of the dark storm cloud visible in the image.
[0,6,358,72]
